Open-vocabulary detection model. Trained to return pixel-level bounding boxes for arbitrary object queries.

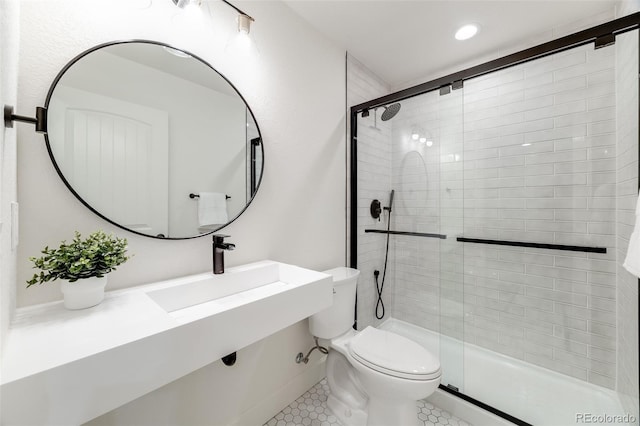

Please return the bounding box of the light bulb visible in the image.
[238,14,253,34]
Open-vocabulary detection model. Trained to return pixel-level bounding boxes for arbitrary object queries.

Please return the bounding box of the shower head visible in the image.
[364,102,401,131]
[380,103,401,121]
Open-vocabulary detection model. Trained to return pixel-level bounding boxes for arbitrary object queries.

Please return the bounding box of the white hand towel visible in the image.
[198,192,228,227]
[623,190,640,278]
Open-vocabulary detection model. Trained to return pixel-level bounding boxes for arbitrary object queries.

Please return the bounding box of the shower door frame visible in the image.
[349,12,640,426]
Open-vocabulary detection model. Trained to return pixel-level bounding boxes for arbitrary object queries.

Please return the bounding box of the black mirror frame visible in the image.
[42,39,264,240]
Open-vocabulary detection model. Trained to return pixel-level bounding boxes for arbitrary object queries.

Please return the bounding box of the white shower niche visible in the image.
[0,261,332,426]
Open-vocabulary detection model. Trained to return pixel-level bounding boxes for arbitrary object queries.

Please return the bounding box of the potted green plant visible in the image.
[27,230,130,310]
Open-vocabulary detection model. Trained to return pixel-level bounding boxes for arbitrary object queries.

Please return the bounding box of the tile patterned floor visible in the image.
[264,379,472,426]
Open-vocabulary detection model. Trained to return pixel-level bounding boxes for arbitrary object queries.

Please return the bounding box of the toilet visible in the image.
[310,267,441,426]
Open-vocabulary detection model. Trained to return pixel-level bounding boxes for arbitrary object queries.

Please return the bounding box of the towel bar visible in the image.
[189,193,231,200]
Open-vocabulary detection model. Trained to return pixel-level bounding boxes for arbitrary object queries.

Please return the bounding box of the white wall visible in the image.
[615,27,639,421]
[17,0,346,304]
[617,0,640,16]
[13,0,345,423]
[615,0,640,419]
[0,0,19,364]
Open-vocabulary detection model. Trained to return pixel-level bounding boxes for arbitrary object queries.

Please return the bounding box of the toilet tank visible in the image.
[309,267,360,339]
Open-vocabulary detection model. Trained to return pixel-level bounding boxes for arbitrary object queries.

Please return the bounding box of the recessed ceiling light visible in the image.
[455,24,479,41]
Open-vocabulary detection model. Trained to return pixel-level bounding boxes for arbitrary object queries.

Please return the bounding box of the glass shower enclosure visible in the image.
[350,14,640,425]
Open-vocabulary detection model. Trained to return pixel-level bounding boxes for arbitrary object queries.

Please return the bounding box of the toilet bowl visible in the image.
[310,267,441,426]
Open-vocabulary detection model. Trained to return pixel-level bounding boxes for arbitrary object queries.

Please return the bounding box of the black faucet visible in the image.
[212,234,235,274]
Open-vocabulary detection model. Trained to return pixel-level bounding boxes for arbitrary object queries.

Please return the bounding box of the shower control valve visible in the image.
[370,199,382,221]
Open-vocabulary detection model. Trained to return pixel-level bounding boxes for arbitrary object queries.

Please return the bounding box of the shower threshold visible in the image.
[380,318,626,426]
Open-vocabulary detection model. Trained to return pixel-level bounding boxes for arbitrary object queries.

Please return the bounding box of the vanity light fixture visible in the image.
[237,13,254,34]
[411,128,433,147]
[411,126,422,140]
[455,24,479,41]
[218,0,255,34]
[172,0,256,34]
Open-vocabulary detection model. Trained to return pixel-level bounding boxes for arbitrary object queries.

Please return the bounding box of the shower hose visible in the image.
[374,207,392,320]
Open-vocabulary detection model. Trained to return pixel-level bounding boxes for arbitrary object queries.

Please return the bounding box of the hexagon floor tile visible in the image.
[263,379,472,426]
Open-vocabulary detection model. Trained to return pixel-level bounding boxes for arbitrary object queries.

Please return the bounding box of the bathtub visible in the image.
[380,318,629,426]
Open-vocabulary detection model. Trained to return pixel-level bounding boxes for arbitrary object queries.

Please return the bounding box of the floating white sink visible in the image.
[146,261,281,312]
[1,260,333,426]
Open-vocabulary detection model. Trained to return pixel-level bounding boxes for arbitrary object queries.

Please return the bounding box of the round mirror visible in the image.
[44,40,263,239]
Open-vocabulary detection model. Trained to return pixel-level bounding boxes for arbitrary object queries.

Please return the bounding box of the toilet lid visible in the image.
[348,327,441,380]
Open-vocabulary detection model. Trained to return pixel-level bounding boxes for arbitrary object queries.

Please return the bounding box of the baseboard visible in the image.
[231,357,326,426]
[428,388,514,426]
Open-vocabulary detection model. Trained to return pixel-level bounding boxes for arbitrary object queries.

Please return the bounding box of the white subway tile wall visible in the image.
[469,42,618,389]
[615,29,639,419]
[346,54,394,330]
[387,40,626,390]
[390,90,464,339]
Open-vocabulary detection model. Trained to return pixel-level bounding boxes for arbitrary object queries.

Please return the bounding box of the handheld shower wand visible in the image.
[384,189,395,213]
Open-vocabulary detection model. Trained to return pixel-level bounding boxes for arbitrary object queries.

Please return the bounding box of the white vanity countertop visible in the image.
[3,290,176,383]
[0,260,333,425]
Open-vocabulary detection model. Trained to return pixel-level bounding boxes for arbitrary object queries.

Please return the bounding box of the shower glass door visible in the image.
[459,36,631,424]
[390,86,465,392]
[436,87,465,392]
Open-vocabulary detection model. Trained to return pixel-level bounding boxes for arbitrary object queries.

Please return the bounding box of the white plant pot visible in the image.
[60,276,107,310]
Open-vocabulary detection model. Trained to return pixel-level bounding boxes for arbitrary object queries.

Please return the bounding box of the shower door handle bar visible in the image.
[456,237,606,254]
[365,229,447,239]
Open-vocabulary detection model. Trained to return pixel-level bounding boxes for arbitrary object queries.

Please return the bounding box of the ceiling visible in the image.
[110,43,240,97]
[282,0,620,89]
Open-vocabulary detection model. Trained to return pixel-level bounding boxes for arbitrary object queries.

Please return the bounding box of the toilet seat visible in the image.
[348,327,441,381]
